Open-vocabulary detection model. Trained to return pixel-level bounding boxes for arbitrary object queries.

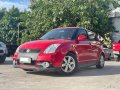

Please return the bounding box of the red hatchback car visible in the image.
[13,27,105,75]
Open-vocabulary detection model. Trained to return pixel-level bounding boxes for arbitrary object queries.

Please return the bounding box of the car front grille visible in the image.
[0,50,4,53]
[19,49,41,53]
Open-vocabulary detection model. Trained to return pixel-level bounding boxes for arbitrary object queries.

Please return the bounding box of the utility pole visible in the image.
[18,24,20,45]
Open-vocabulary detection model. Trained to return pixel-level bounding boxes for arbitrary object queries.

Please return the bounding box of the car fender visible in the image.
[58,42,77,59]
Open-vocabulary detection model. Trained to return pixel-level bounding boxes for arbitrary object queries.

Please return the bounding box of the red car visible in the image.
[13,27,105,75]
[112,41,120,61]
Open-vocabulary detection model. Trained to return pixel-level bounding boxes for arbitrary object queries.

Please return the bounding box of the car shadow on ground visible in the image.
[74,66,120,77]
[27,65,120,77]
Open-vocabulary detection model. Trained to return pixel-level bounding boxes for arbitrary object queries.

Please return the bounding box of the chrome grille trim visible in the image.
[19,49,41,53]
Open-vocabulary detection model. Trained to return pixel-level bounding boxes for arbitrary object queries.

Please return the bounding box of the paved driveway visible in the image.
[0,57,120,90]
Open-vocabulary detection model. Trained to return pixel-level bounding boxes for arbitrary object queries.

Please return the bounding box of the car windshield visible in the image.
[40,28,77,40]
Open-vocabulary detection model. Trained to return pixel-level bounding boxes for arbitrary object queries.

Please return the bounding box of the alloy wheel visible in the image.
[100,55,105,67]
[61,56,76,73]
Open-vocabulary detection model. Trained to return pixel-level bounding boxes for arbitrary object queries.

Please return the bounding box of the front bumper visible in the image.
[15,64,59,72]
[113,51,120,55]
[13,51,65,68]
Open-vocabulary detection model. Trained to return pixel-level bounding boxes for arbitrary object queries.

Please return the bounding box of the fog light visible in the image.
[38,62,50,68]
[43,62,50,68]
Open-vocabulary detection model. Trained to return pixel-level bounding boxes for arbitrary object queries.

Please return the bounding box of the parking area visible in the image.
[0,57,120,90]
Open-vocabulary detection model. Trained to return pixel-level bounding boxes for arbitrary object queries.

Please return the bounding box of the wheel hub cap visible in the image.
[61,56,75,73]
[100,56,104,66]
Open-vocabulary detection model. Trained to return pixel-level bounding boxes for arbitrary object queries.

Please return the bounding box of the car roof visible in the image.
[55,27,80,29]
[53,27,93,33]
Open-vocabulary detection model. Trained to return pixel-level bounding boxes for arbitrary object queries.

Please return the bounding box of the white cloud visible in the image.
[0,1,29,11]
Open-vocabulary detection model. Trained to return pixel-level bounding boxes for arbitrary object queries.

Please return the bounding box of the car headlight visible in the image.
[44,44,61,54]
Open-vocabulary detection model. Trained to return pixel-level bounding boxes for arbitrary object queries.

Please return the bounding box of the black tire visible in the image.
[59,53,78,75]
[96,54,105,69]
[117,55,120,61]
[0,54,6,64]
[107,54,111,61]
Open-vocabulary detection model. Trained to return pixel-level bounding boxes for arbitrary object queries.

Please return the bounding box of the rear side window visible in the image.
[0,44,2,47]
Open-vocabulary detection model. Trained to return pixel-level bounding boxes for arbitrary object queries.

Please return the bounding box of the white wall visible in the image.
[112,17,120,42]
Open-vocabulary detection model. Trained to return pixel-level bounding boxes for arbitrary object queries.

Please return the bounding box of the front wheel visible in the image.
[59,53,78,75]
[96,54,105,69]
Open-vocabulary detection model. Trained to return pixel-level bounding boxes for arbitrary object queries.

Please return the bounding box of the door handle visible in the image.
[89,41,96,45]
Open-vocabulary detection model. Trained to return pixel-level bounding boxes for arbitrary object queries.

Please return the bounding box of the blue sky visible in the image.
[0,0,30,11]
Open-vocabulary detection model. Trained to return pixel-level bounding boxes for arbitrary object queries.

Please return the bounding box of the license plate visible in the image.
[113,51,119,55]
[20,57,31,64]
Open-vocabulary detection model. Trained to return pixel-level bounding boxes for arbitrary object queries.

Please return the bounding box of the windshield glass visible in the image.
[40,28,77,40]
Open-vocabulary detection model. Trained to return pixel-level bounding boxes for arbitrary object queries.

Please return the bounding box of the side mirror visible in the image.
[77,35,87,41]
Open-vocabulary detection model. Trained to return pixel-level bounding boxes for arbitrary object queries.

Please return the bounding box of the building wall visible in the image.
[112,17,120,42]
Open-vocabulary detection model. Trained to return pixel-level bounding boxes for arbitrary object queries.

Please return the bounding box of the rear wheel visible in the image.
[96,54,105,69]
[0,54,6,64]
[59,53,78,75]
[107,54,111,61]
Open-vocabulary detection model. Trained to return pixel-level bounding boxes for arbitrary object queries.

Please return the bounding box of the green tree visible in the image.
[21,0,119,46]
[0,6,28,45]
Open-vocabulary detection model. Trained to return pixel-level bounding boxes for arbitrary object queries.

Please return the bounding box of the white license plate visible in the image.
[113,51,119,55]
[20,57,31,64]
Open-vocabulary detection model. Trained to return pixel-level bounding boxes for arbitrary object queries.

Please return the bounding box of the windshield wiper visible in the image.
[47,38,57,40]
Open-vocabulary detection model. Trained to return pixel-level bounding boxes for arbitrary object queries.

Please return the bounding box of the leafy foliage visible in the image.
[21,0,119,44]
[0,7,28,45]
[0,0,119,46]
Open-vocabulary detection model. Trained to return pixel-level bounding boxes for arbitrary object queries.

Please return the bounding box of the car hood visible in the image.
[19,39,72,49]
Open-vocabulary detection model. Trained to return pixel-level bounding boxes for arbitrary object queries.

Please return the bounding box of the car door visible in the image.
[75,29,93,63]
[87,31,100,61]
